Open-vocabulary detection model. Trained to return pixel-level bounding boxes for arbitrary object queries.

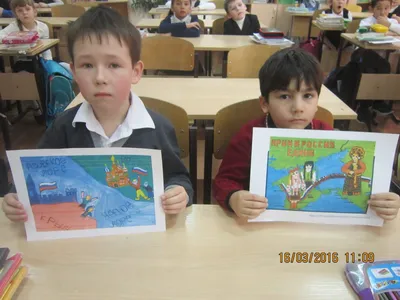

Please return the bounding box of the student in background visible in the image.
[0,0,52,71]
[388,0,400,18]
[33,0,63,8]
[223,0,260,35]
[360,0,398,28]
[164,0,216,10]
[1,6,193,222]
[323,0,352,49]
[213,48,400,221]
[158,0,201,37]
[0,0,13,17]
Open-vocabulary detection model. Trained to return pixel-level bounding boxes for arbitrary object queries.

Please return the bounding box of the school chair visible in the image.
[51,4,85,17]
[345,4,362,12]
[226,44,281,78]
[352,73,399,132]
[307,9,324,40]
[202,101,334,203]
[141,35,199,77]
[211,0,224,9]
[211,17,226,35]
[198,19,205,34]
[140,97,198,203]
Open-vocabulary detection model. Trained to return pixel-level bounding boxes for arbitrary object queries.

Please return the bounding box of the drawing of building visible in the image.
[105,155,131,188]
[26,174,78,205]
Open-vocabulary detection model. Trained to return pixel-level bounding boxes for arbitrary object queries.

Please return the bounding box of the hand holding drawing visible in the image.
[229,191,268,219]
[1,193,27,222]
[161,186,188,214]
[368,192,400,221]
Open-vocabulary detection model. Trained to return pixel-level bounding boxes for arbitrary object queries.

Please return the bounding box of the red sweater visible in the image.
[212,116,334,210]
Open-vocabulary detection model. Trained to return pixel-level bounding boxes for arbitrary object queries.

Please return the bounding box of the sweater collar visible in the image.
[265,114,313,129]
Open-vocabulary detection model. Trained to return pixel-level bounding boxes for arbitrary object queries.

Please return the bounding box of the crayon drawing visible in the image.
[249,128,399,226]
[265,138,375,214]
[7,148,166,241]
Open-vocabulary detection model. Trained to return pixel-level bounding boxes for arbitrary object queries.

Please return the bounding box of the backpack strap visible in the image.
[343,8,349,19]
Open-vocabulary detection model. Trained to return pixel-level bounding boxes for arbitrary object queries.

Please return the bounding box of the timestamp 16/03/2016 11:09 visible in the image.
[278,252,376,264]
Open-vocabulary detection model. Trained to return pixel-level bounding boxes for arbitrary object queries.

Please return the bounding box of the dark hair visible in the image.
[304,161,314,168]
[66,6,141,64]
[258,47,324,101]
[10,0,35,31]
[224,0,237,13]
[371,0,391,8]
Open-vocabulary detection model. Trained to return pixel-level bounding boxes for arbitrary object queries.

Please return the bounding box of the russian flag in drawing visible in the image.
[132,167,148,176]
[39,182,58,192]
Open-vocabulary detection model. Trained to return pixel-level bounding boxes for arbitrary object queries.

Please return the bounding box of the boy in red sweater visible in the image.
[213,48,400,221]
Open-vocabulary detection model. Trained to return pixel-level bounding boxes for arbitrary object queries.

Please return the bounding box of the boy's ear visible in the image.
[259,95,268,114]
[131,61,144,84]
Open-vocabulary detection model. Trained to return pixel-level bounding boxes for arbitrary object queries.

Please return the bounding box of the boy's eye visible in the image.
[279,94,290,100]
[110,63,120,68]
[82,63,92,68]
[304,93,314,99]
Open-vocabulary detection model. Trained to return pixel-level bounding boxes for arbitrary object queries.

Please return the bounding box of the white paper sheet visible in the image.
[7,148,166,241]
[249,128,399,226]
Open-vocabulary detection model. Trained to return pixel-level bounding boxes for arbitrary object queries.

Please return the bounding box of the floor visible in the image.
[1,101,400,203]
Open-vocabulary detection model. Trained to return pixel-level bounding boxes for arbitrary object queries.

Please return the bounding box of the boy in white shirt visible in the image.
[360,0,398,28]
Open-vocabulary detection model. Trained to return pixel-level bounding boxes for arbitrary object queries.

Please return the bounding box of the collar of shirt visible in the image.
[21,20,38,32]
[234,16,245,30]
[171,14,192,25]
[72,91,155,145]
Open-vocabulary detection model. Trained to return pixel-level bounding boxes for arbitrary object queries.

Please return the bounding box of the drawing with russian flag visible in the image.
[7,148,166,241]
[39,181,57,192]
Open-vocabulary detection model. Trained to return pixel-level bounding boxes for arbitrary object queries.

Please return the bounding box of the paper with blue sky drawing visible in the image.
[7,148,165,241]
[249,128,399,226]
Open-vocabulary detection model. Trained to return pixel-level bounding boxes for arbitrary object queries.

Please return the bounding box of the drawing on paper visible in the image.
[265,138,376,213]
[20,155,155,232]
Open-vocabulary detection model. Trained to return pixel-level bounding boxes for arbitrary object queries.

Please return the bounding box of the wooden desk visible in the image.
[36,7,52,15]
[0,39,59,57]
[72,0,128,17]
[2,204,399,299]
[68,78,357,120]
[337,33,400,67]
[312,20,347,61]
[149,7,226,17]
[288,11,371,38]
[0,17,76,28]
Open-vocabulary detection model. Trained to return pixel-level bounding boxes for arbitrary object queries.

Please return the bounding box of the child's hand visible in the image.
[186,22,201,29]
[229,190,268,219]
[161,186,188,214]
[1,193,27,222]
[368,192,400,221]
[392,14,400,22]
[377,16,391,27]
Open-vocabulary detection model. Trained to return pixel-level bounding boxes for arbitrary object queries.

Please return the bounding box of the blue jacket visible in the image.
[158,15,200,38]
[1,10,12,17]
[0,0,13,17]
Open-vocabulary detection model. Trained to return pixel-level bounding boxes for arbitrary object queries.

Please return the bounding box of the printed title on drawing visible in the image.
[270,139,336,157]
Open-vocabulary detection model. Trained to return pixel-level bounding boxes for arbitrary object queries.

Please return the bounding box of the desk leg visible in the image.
[289,16,294,39]
[208,51,212,76]
[31,55,46,119]
[189,123,197,203]
[318,32,324,62]
[336,37,344,69]
[203,122,214,204]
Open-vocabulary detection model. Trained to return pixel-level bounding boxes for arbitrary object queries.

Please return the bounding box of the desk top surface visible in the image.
[341,33,400,50]
[68,78,357,120]
[0,39,59,56]
[1,203,399,299]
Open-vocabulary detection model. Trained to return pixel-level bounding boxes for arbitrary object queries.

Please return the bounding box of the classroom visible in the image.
[0,0,400,298]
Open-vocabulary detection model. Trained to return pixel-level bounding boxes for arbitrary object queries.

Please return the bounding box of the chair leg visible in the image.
[203,122,214,204]
[189,123,197,204]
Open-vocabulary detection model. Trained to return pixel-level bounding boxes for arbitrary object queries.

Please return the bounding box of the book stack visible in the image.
[345,260,400,299]
[356,32,400,44]
[0,249,28,300]
[0,31,39,53]
[316,15,345,29]
[251,33,294,47]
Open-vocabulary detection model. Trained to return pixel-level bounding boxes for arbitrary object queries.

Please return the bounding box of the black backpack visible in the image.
[324,49,390,109]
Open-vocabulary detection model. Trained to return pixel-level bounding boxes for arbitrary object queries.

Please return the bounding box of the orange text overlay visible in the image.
[278,252,375,263]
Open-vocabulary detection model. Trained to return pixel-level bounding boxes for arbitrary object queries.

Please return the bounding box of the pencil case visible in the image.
[1,31,39,45]
[259,28,284,38]
[345,260,400,300]
[371,24,389,33]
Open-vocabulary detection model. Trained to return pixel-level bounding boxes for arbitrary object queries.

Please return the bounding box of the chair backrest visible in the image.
[213,100,333,159]
[140,97,189,158]
[198,19,205,34]
[226,44,281,78]
[345,18,361,33]
[51,4,85,17]
[141,36,195,71]
[345,4,362,12]
[211,0,224,9]
[212,17,226,35]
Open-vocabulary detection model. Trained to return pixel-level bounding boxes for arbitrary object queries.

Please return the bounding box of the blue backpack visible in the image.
[40,58,75,127]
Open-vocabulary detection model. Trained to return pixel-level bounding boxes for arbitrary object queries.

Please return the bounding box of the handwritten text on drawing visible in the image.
[271,139,336,157]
